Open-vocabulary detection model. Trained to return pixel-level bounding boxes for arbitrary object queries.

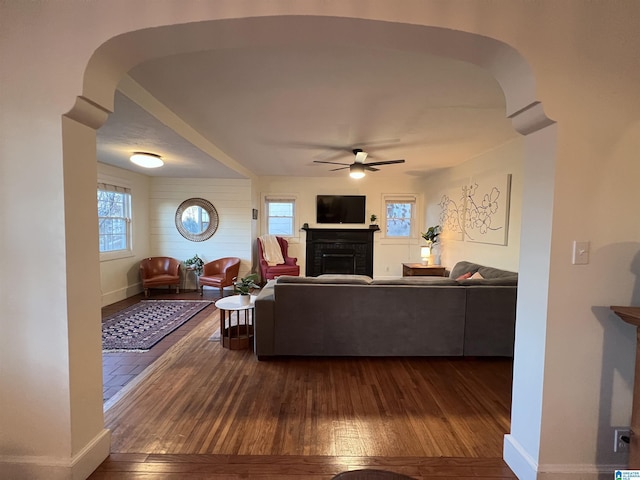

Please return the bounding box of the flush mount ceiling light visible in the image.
[349,163,366,179]
[130,152,164,168]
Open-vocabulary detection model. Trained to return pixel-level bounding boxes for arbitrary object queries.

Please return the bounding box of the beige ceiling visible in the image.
[97,43,519,178]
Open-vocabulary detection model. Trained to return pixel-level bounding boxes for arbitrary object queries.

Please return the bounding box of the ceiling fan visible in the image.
[313,148,405,178]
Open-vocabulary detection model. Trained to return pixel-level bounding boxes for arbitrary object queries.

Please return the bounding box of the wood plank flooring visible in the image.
[92,296,516,479]
[89,454,516,479]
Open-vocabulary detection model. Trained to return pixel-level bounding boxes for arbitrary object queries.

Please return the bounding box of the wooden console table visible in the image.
[611,306,640,468]
[402,263,446,277]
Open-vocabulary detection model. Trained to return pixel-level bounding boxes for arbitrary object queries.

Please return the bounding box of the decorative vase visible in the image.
[431,243,441,265]
[239,294,251,306]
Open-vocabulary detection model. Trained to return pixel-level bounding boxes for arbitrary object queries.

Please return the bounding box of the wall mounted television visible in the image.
[316,195,366,224]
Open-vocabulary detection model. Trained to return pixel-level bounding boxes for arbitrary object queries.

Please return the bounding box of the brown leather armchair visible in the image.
[258,236,300,282]
[199,257,241,296]
[139,257,181,297]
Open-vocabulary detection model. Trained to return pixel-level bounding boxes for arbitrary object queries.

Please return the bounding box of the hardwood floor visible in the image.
[102,289,223,403]
[89,454,516,479]
[92,297,516,479]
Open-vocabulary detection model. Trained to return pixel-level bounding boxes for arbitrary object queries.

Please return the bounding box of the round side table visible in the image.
[214,295,257,350]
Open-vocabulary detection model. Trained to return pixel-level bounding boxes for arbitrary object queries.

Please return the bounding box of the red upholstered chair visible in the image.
[198,257,241,296]
[139,257,181,297]
[258,236,300,282]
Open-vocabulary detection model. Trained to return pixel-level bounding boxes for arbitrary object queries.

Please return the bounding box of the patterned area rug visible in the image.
[102,300,211,352]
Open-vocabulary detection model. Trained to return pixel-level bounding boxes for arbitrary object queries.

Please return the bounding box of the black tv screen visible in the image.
[316,195,366,224]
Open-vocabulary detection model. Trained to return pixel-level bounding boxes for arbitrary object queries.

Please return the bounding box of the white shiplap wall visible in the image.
[150,177,253,291]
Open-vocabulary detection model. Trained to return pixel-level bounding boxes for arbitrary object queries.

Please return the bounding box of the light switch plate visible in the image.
[572,241,590,265]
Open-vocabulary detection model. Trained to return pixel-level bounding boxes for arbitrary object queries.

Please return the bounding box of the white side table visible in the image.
[214,295,257,350]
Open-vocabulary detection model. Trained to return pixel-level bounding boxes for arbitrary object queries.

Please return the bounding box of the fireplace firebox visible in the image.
[303,227,378,277]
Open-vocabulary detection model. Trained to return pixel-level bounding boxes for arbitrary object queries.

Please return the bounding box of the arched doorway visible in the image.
[71,15,554,476]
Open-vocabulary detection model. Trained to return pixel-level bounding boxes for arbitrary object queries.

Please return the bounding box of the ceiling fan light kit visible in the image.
[349,163,366,179]
[130,152,164,168]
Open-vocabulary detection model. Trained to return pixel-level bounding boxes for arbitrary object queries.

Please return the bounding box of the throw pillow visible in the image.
[456,272,472,280]
[470,271,484,279]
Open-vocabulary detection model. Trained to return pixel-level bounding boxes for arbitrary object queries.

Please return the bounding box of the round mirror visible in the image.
[175,198,219,242]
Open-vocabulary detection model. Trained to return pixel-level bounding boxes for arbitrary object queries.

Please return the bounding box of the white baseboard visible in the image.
[504,434,626,480]
[504,434,538,480]
[101,283,143,306]
[0,428,110,480]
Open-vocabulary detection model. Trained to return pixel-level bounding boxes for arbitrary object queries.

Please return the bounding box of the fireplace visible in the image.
[303,227,378,277]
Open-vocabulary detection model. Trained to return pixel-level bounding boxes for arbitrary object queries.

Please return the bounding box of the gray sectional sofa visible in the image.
[254,261,518,359]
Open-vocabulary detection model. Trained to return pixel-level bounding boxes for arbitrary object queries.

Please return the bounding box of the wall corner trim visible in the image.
[508,101,555,136]
[65,96,111,130]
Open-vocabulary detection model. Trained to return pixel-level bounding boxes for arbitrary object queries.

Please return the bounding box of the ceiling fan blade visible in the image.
[280,142,352,152]
[329,166,350,171]
[364,166,380,172]
[313,160,351,166]
[365,159,405,167]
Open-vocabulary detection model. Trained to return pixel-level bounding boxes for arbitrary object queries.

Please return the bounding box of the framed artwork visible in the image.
[464,173,511,245]
[437,173,512,246]
[252,208,258,220]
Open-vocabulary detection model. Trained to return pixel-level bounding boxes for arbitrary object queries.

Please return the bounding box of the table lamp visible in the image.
[420,245,431,265]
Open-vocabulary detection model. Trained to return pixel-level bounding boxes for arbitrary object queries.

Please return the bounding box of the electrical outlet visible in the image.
[614,428,631,453]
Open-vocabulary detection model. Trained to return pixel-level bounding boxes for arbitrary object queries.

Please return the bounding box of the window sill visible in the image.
[100,250,134,262]
[378,237,420,245]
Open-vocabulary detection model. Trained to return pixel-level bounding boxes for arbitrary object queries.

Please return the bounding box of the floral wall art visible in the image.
[438,185,466,241]
[438,173,512,246]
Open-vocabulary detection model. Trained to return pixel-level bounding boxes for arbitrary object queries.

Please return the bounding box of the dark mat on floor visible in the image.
[102,300,211,352]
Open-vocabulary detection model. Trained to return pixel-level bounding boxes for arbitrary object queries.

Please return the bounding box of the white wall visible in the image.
[3,3,640,479]
[97,162,151,306]
[422,138,524,272]
[257,174,426,278]
[150,177,253,291]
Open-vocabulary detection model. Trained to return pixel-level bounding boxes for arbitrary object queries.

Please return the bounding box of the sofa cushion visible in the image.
[450,261,518,282]
[449,261,481,279]
[478,265,518,279]
[456,276,518,286]
[276,274,373,285]
[371,277,458,286]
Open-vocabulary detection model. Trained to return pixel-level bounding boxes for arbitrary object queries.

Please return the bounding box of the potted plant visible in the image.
[421,225,442,264]
[184,254,204,276]
[369,214,378,228]
[421,225,441,246]
[233,273,259,305]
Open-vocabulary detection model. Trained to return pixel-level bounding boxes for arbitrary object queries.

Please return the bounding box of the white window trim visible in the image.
[262,193,299,242]
[98,180,133,262]
[381,193,422,243]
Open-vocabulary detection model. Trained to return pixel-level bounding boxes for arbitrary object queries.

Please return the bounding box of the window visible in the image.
[384,195,417,238]
[98,183,131,257]
[265,196,296,236]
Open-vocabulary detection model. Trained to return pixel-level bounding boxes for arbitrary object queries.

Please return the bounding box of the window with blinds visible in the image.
[97,183,131,254]
[265,196,296,236]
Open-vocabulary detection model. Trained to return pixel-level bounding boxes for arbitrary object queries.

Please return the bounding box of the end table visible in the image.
[402,263,447,277]
[214,295,257,350]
